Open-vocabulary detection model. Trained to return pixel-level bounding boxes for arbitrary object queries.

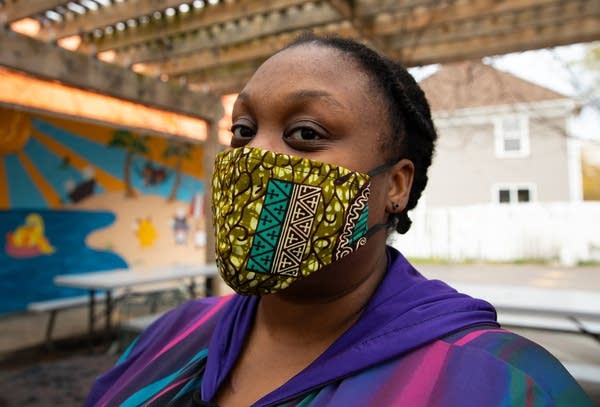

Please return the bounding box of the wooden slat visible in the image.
[372,0,562,36]
[354,0,443,18]
[79,0,310,52]
[384,0,599,50]
[131,35,293,76]
[143,23,356,77]
[184,59,265,86]
[189,74,253,95]
[37,0,202,41]
[108,2,342,65]
[0,29,223,122]
[388,16,600,66]
[0,0,66,23]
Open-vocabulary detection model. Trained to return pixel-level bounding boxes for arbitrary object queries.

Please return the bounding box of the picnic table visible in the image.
[54,263,218,343]
[451,282,600,340]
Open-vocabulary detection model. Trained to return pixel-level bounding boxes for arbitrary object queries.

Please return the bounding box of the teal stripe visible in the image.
[173,375,202,400]
[293,390,319,407]
[121,348,208,407]
[116,337,139,366]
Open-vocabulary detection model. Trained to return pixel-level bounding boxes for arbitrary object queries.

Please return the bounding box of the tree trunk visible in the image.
[204,121,220,293]
[167,158,182,202]
[124,152,136,198]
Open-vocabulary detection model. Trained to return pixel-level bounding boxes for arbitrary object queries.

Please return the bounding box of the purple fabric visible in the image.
[83,246,593,406]
[200,247,498,405]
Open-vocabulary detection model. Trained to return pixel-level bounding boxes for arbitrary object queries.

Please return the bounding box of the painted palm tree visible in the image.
[163,139,194,202]
[108,129,149,197]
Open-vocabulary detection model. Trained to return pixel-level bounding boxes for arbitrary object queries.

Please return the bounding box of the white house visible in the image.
[390,61,600,264]
[419,61,582,207]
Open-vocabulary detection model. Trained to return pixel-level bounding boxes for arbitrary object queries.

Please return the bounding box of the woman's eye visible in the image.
[285,127,322,141]
[231,124,255,139]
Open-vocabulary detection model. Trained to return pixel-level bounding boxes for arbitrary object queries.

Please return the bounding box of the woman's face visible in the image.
[228,43,408,297]
[230,44,390,175]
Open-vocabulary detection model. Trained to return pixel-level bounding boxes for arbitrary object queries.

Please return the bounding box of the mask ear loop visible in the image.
[364,219,394,239]
[334,159,399,185]
[367,159,398,177]
[336,159,400,243]
[364,158,400,238]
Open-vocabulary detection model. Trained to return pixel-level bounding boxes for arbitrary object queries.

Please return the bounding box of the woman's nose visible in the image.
[246,129,291,155]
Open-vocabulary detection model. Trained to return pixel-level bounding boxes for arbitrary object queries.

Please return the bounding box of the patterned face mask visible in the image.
[211,146,393,295]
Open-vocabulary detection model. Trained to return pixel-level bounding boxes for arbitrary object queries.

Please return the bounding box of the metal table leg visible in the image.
[105,290,113,340]
[205,276,214,297]
[88,289,96,348]
[188,277,196,298]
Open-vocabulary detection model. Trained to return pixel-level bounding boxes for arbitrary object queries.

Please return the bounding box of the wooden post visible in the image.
[203,118,221,295]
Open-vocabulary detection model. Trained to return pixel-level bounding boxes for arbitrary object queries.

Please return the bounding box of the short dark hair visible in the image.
[284,33,438,234]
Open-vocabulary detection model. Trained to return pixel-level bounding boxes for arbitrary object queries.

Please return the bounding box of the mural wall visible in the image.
[0,106,208,314]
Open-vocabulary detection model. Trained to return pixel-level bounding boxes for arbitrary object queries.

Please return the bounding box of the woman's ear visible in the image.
[385,159,414,213]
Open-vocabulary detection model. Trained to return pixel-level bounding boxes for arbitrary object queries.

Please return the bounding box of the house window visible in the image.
[498,189,511,203]
[493,184,535,204]
[494,115,529,157]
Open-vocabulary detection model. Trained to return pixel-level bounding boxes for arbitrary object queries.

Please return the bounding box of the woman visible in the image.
[85,34,593,406]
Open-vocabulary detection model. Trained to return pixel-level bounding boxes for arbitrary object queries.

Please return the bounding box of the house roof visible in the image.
[419,61,570,112]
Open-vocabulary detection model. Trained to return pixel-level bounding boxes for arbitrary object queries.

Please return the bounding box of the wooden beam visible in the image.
[0,0,65,24]
[180,24,358,94]
[327,0,354,19]
[135,35,293,77]
[326,0,388,52]
[141,23,356,77]
[190,74,253,95]
[384,0,599,50]
[372,0,563,36]
[80,0,309,52]
[355,0,443,18]
[108,3,342,65]
[185,59,265,88]
[388,16,600,66]
[203,121,219,291]
[0,29,223,122]
[37,0,201,40]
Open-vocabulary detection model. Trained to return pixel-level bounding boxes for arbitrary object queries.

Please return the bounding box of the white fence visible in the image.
[389,201,600,265]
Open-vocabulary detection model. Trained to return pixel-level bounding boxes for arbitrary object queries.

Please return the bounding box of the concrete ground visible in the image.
[0,263,598,405]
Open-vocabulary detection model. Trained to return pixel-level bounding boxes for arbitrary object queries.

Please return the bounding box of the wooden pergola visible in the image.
[1,0,599,265]
[1,0,599,105]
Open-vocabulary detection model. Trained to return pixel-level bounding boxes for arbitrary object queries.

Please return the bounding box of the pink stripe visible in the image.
[454,329,506,347]
[98,295,232,407]
[525,375,535,407]
[145,375,192,405]
[389,341,451,405]
[150,295,232,363]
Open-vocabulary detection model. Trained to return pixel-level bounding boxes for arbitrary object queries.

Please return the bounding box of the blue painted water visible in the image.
[0,209,127,315]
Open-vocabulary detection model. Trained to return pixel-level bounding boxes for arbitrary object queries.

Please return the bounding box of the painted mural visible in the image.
[0,106,208,314]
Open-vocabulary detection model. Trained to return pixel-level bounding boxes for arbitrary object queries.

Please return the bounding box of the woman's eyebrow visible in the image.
[236,89,344,111]
[285,89,344,110]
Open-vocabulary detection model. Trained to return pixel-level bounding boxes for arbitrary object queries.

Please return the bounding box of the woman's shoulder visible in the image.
[434,326,594,406]
[83,295,235,407]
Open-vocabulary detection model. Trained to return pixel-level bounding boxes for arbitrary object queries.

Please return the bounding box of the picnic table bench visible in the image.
[27,293,114,349]
[27,263,217,348]
[452,282,600,384]
[451,283,600,340]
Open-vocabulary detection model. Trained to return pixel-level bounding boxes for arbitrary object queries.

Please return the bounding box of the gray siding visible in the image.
[425,115,570,207]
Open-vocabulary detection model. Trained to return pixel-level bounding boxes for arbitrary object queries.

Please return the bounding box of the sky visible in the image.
[409,42,600,143]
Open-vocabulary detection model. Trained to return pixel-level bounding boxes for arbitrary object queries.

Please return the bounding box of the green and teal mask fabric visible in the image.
[212,146,387,295]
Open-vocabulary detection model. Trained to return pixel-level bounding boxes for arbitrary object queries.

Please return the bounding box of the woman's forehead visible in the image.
[240,44,378,108]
